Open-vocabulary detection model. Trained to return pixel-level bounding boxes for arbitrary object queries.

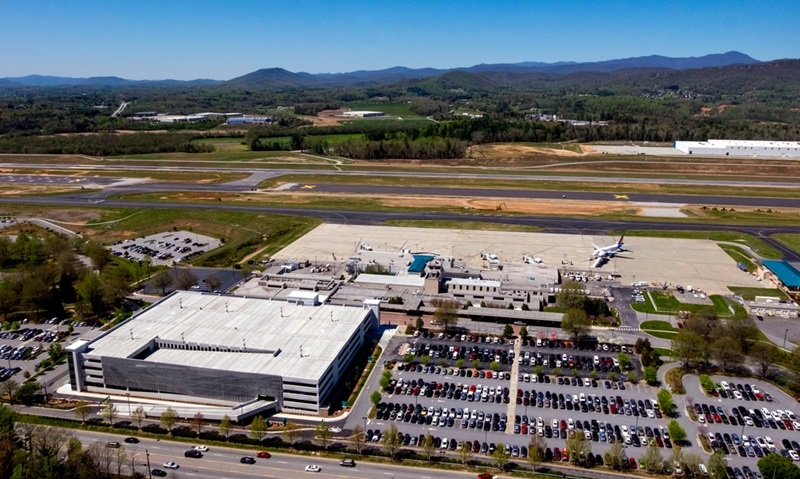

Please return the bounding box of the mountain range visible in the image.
[0,51,761,89]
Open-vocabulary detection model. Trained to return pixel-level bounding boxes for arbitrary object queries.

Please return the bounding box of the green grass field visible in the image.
[774,233,800,255]
[632,291,740,318]
[718,244,757,272]
[639,320,677,332]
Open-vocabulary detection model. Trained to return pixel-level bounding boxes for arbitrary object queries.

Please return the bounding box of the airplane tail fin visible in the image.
[618,235,624,246]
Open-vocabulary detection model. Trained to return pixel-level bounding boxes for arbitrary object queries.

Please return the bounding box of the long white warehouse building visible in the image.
[674,139,800,158]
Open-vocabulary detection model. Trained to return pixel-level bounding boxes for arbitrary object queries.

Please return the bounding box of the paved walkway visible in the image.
[505,337,522,435]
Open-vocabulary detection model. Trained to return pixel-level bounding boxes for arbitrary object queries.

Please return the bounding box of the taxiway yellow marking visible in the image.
[302,185,316,189]
[614,194,629,200]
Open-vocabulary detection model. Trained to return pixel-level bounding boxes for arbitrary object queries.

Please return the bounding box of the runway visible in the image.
[1,194,798,261]
[286,183,800,209]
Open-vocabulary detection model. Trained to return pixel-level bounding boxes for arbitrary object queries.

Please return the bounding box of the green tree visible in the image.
[101,402,118,426]
[565,432,592,467]
[315,421,333,449]
[381,422,403,459]
[249,416,267,442]
[16,381,40,406]
[726,316,759,354]
[493,442,511,471]
[641,441,664,472]
[711,336,744,371]
[751,342,781,378]
[370,391,382,406]
[472,359,480,369]
[758,453,800,479]
[85,242,111,271]
[379,370,393,390]
[556,280,586,310]
[683,452,705,477]
[458,441,473,465]
[190,412,206,437]
[672,330,707,368]
[283,421,300,447]
[73,400,91,423]
[403,353,414,363]
[218,415,232,439]
[667,419,687,444]
[0,280,17,321]
[519,326,528,338]
[351,424,366,454]
[561,308,590,343]
[152,270,174,295]
[421,433,436,462]
[490,361,500,371]
[657,389,676,416]
[1,379,19,405]
[422,355,431,365]
[617,352,630,370]
[415,317,424,331]
[707,449,728,479]
[603,440,626,470]
[131,406,146,431]
[502,324,513,338]
[456,358,464,368]
[528,435,547,472]
[204,274,222,293]
[160,407,179,436]
[433,300,459,332]
[174,268,199,290]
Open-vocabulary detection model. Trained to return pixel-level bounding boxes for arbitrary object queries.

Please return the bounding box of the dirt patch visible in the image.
[0,185,79,196]
[304,110,349,127]
[475,143,586,158]
[381,195,634,216]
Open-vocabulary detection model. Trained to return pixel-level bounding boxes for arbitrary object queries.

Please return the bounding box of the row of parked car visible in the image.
[396,363,510,380]
[0,344,31,361]
[715,381,773,402]
[389,377,511,403]
[694,402,800,430]
[517,351,622,373]
[408,343,516,364]
[525,388,659,419]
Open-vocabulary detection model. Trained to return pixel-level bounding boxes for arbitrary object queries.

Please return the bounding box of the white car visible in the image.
[194,445,209,452]
[163,462,179,469]
[305,465,321,473]
[790,451,800,462]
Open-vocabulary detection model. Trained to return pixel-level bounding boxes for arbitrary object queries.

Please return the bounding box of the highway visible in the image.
[66,428,629,479]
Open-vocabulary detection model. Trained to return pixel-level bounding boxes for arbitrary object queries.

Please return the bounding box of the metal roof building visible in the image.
[674,139,800,158]
[66,291,379,417]
[762,260,800,291]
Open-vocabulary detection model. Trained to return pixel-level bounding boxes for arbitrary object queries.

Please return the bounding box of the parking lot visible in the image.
[350,330,800,478]
[109,230,222,266]
[683,374,800,474]
[357,331,671,470]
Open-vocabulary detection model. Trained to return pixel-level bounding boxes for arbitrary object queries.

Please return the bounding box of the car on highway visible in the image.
[184,450,202,458]
[163,462,179,469]
[194,445,209,452]
[151,470,167,477]
[340,459,356,467]
[123,437,139,444]
[240,456,256,464]
[106,441,121,448]
[305,465,321,472]
[257,451,271,458]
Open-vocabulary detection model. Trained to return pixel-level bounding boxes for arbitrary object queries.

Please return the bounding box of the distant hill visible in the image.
[0,74,219,88]
[0,51,761,89]
[224,68,318,88]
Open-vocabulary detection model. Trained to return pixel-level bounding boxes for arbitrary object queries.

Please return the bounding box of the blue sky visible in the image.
[1,0,797,80]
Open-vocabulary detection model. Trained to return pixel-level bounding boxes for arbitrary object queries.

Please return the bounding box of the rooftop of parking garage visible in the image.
[82,291,373,381]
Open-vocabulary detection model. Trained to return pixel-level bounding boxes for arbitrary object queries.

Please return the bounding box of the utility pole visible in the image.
[145,449,152,479]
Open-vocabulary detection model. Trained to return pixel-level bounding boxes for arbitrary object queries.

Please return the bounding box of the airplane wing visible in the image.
[591,244,601,250]
[592,257,606,268]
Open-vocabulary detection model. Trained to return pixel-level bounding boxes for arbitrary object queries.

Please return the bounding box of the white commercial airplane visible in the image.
[590,236,629,268]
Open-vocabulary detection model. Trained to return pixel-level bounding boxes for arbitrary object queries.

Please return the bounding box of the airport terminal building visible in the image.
[66,291,379,417]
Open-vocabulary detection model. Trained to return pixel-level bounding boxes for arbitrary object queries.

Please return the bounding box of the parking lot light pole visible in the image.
[145,450,152,479]
[126,393,131,416]
[784,328,789,349]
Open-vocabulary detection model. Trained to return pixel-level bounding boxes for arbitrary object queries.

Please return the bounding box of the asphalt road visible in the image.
[291,183,800,209]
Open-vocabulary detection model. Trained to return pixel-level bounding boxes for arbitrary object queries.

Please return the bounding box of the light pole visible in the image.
[784,328,790,349]
[145,449,152,479]
[362,416,367,432]
[126,393,131,416]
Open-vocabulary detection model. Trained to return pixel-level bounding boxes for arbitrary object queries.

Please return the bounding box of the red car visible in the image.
[629,457,637,469]
[256,451,271,459]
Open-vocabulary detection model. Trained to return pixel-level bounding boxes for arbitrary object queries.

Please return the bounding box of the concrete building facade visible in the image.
[674,139,800,158]
[66,291,379,417]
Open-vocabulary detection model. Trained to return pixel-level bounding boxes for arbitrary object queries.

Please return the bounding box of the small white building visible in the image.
[674,139,800,158]
[341,111,385,118]
[287,290,320,306]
